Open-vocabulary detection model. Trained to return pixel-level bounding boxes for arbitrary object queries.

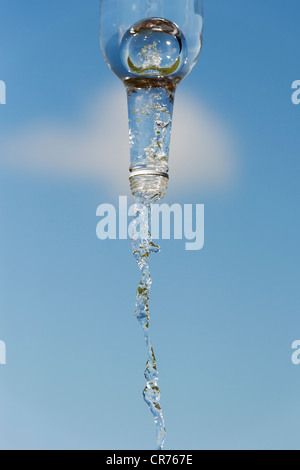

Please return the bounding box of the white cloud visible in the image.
[0,86,237,195]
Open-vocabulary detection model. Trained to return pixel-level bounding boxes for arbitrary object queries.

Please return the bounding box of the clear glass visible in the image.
[100,0,203,200]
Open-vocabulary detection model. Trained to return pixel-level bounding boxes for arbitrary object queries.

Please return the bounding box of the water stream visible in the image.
[131,201,166,450]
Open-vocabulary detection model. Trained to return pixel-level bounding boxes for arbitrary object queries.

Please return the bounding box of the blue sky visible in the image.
[0,0,300,450]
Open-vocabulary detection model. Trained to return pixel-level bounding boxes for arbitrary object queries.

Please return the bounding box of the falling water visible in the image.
[131,201,166,450]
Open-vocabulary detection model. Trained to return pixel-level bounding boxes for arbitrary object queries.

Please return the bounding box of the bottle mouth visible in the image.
[130,168,169,179]
[129,168,168,202]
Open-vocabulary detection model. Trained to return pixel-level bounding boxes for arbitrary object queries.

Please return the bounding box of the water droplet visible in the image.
[121,18,186,77]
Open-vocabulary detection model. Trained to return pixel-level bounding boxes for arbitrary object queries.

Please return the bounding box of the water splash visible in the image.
[131,201,166,450]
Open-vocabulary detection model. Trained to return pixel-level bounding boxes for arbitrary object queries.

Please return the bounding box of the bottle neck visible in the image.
[126,84,176,200]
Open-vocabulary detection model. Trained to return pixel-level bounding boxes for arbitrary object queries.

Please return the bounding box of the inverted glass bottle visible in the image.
[100,1,203,200]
